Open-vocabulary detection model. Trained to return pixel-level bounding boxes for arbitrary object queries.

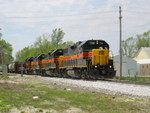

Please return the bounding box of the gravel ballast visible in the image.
[43,77,150,99]
[9,74,150,99]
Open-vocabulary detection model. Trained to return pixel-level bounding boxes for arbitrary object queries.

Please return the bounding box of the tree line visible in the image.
[0,29,150,65]
[15,28,73,61]
[122,30,150,58]
[0,38,13,65]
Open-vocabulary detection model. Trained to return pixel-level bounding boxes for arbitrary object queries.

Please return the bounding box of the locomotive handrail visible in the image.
[109,50,114,60]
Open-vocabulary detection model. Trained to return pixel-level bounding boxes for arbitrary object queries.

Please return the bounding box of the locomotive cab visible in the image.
[33,54,45,75]
[44,49,63,77]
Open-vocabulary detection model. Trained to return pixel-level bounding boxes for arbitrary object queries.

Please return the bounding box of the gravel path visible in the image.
[42,77,150,99]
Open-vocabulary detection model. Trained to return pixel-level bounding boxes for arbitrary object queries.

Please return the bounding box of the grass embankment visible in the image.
[0,76,150,113]
[115,76,150,82]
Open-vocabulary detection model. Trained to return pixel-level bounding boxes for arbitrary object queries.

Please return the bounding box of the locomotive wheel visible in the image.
[62,69,69,78]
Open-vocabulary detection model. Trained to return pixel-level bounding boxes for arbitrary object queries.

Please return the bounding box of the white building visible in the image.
[113,55,137,76]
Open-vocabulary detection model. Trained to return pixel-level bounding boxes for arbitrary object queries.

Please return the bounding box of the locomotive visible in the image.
[8,40,116,79]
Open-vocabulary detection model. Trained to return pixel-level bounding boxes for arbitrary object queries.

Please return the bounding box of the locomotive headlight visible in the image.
[95,65,97,68]
[109,65,112,68]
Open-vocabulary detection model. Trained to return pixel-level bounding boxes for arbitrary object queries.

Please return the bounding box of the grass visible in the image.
[0,77,150,113]
[0,75,10,80]
[115,76,150,82]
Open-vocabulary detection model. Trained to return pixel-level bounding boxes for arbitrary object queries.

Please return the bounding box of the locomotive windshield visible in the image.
[83,40,109,50]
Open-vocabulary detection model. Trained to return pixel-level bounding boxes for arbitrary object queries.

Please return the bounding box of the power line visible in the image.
[121,8,150,13]
[0,13,118,24]
[3,6,118,14]
[4,10,117,19]
[2,9,150,20]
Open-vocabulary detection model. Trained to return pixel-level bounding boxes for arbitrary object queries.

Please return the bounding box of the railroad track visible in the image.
[4,73,150,86]
[107,79,150,86]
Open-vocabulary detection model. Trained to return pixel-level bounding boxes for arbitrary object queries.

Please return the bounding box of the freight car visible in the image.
[8,62,24,73]
[11,39,116,79]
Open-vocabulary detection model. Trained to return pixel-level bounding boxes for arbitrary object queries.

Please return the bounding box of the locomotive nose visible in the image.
[92,49,109,66]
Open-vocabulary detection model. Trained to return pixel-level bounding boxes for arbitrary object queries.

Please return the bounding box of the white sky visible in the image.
[0,0,150,58]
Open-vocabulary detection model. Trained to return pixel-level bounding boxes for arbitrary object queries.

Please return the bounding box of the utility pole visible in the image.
[119,6,122,80]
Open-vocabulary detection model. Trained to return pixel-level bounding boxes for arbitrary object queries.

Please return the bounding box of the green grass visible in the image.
[0,75,10,80]
[0,79,150,113]
[115,76,150,82]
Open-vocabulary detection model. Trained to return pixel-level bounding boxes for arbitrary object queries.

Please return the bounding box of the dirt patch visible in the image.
[64,107,83,113]
[9,106,58,113]
[40,100,54,105]
[9,106,83,113]
[0,80,18,84]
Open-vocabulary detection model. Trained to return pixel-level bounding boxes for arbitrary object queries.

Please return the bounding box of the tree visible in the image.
[0,39,14,65]
[136,30,150,50]
[122,30,150,58]
[15,28,73,61]
[51,28,65,47]
[122,37,136,58]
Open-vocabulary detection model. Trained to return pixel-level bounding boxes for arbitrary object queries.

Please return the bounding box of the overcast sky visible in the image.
[0,0,150,57]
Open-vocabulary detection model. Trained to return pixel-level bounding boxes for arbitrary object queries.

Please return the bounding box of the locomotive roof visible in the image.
[25,57,33,61]
[64,41,83,50]
[51,49,57,55]
[78,40,109,48]
[29,57,34,60]
[51,49,63,55]
[37,54,44,58]
[47,51,53,55]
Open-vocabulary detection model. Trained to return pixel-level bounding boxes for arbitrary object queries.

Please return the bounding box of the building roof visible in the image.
[137,59,150,64]
[142,47,150,57]
[134,47,150,60]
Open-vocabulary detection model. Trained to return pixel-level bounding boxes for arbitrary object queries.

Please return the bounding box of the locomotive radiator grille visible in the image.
[92,49,109,66]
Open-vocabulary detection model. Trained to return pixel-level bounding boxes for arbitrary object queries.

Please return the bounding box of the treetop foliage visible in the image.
[15,28,73,61]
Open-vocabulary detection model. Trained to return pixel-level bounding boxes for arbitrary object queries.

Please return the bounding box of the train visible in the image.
[8,39,116,79]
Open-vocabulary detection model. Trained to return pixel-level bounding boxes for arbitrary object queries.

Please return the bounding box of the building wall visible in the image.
[114,62,127,76]
[126,58,137,75]
[114,55,137,76]
[140,64,150,75]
